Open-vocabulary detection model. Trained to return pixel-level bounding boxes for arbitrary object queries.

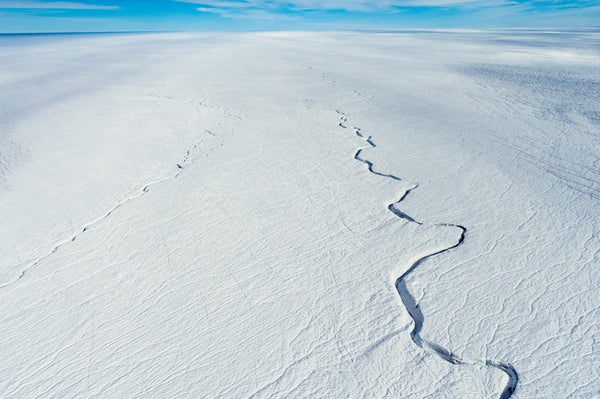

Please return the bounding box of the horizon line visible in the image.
[2,27,600,35]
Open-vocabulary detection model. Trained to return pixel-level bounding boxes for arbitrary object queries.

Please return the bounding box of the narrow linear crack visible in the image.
[0,172,178,292]
[0,137,214,292]
[336,110,518,399]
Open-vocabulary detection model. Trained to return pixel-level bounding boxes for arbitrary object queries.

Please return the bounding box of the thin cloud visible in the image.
[192,3,296,20]
[0,1,118,10]
[176,0,594,12]
[176,0,501,12]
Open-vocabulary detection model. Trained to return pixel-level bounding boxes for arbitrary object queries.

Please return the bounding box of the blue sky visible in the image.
[0,0,598,32]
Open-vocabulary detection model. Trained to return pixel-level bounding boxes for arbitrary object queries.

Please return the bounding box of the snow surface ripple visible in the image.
[336,110,519,399]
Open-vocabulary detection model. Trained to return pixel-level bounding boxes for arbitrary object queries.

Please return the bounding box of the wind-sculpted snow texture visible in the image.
[338,110,518,398]
[0,31,598,398]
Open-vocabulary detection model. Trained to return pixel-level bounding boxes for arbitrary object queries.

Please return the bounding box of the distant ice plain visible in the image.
[0,30,598,398]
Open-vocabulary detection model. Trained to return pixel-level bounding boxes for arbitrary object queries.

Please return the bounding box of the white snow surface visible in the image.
[0,30,598,398]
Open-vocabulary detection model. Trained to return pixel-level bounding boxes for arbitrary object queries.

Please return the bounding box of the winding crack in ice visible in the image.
[0,140,208,292]
[336,110,518,399]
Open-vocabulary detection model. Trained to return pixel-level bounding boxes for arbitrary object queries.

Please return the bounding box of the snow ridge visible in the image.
[0,141,206,292]
[336,110,518,399]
